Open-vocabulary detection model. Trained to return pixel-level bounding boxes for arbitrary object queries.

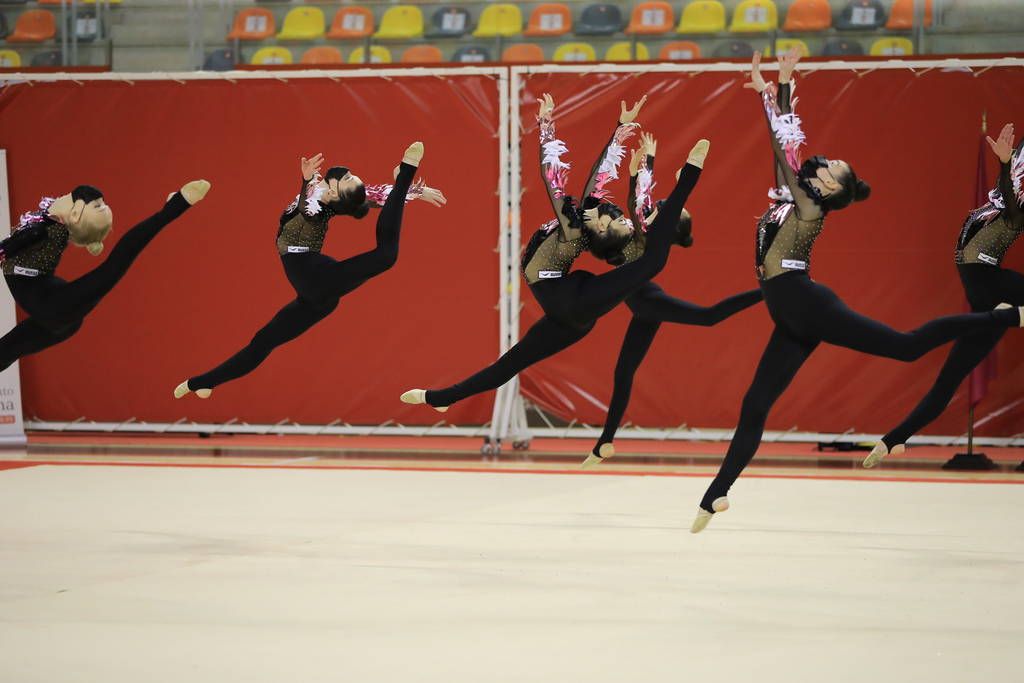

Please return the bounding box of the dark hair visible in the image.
[821,164,871,212]
[654,200,694,248]
[71,185,103,204]
[583,199,632,266]
[324,166,371,219]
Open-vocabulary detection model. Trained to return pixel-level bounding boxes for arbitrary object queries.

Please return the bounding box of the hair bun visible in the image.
[854,179,871,202]
[351,202,371,220]
[605,251,627,266]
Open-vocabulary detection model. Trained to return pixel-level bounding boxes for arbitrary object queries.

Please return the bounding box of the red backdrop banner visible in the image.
[0,74,502,425]
[515,68,1024,438]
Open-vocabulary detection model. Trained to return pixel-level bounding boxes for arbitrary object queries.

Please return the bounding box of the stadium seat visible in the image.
[6,10,57,43]
[886,0,932,29]
[625,2,674,35]
[348,46,392,63]
[502,43,545,62]
[524,4,571,37]
[427,6,472,38]
[774,38,809,57]
[782,0,831,32]
[676,1,725,33]
[730,0,778,32]
[277,7,325,41]
[659,40,701,60]
[375,6,424,40]
[576,4,624,36]
[712,40,755,58]
[250,46,293,64]
[553,42,595,62]
[835,0,886,31]
[452,45,491,62]
[300,46,343,64]
[822,38,864,56]
[327,8,374,40]
[605,41,649,61]
[0,49,20,67]
[401,45,443,63]
[69,9,99,42]
[870,37,913,56]
[473,4,522,38]
[29,49,60,66]
[228,8,275,41]
[202,48,234,71]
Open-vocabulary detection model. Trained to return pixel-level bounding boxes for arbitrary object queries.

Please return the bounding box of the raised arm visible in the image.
[749,51,821,220]
[536,93,578,240]
[628,132,657,231]
[581,96,645,201]
[987,123,1024,224]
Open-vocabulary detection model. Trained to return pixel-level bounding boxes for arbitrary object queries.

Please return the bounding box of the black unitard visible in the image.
[699,80,1021,512]
[0,193,193,370]
[880,141,1024,449]
[594,151,763,450]
[424,115,703,408]
[188,163,417,390]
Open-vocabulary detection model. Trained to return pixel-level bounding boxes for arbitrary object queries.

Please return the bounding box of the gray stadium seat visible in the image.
[576,4,625,36]
[823,38,864,56]
[835,0,887,31]
[712,40,754,58]
[203,48,235,71]
[451,45,490,63]
[427,6,472,38]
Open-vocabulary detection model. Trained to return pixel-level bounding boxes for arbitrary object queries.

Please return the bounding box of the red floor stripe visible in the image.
[3,459,1022,485]
[0,462,36,471]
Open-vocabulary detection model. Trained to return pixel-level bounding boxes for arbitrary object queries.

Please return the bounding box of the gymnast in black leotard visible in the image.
[401,95,711,412]
[582,132,763,467]
[0,180,210,371]
[864,123,1024,467]
[175,143,444,399]
[691,50,1023,533]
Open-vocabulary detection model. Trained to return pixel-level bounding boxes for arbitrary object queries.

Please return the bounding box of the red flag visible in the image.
[968,127,998,407]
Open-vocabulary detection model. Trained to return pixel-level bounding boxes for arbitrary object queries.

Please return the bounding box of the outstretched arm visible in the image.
[627,132,657,237]
[749,50,821,220]
[582,96,645,201]
[987,123,1024,224]
[537,93,577,240]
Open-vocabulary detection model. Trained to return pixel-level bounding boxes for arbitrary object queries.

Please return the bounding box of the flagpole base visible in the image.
[942,452,997,471]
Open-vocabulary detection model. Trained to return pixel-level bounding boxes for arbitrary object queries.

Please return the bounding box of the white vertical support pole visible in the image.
[0,152,28,447]
[505,66,531,448]
[487,67,512,450]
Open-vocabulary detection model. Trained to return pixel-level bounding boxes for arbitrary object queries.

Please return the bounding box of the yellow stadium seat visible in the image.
[553,42,596,62]
[0,50,21,67]
[250,47,293,65]
[730,0,778,32]
[605,41,649,61]
[870,37,913,56]
[473,4,523,38]
[677,1,726,33]
[277,7,325,41]
[774,38,809,57]
[375,5,425,40]
[348,46,393,64]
